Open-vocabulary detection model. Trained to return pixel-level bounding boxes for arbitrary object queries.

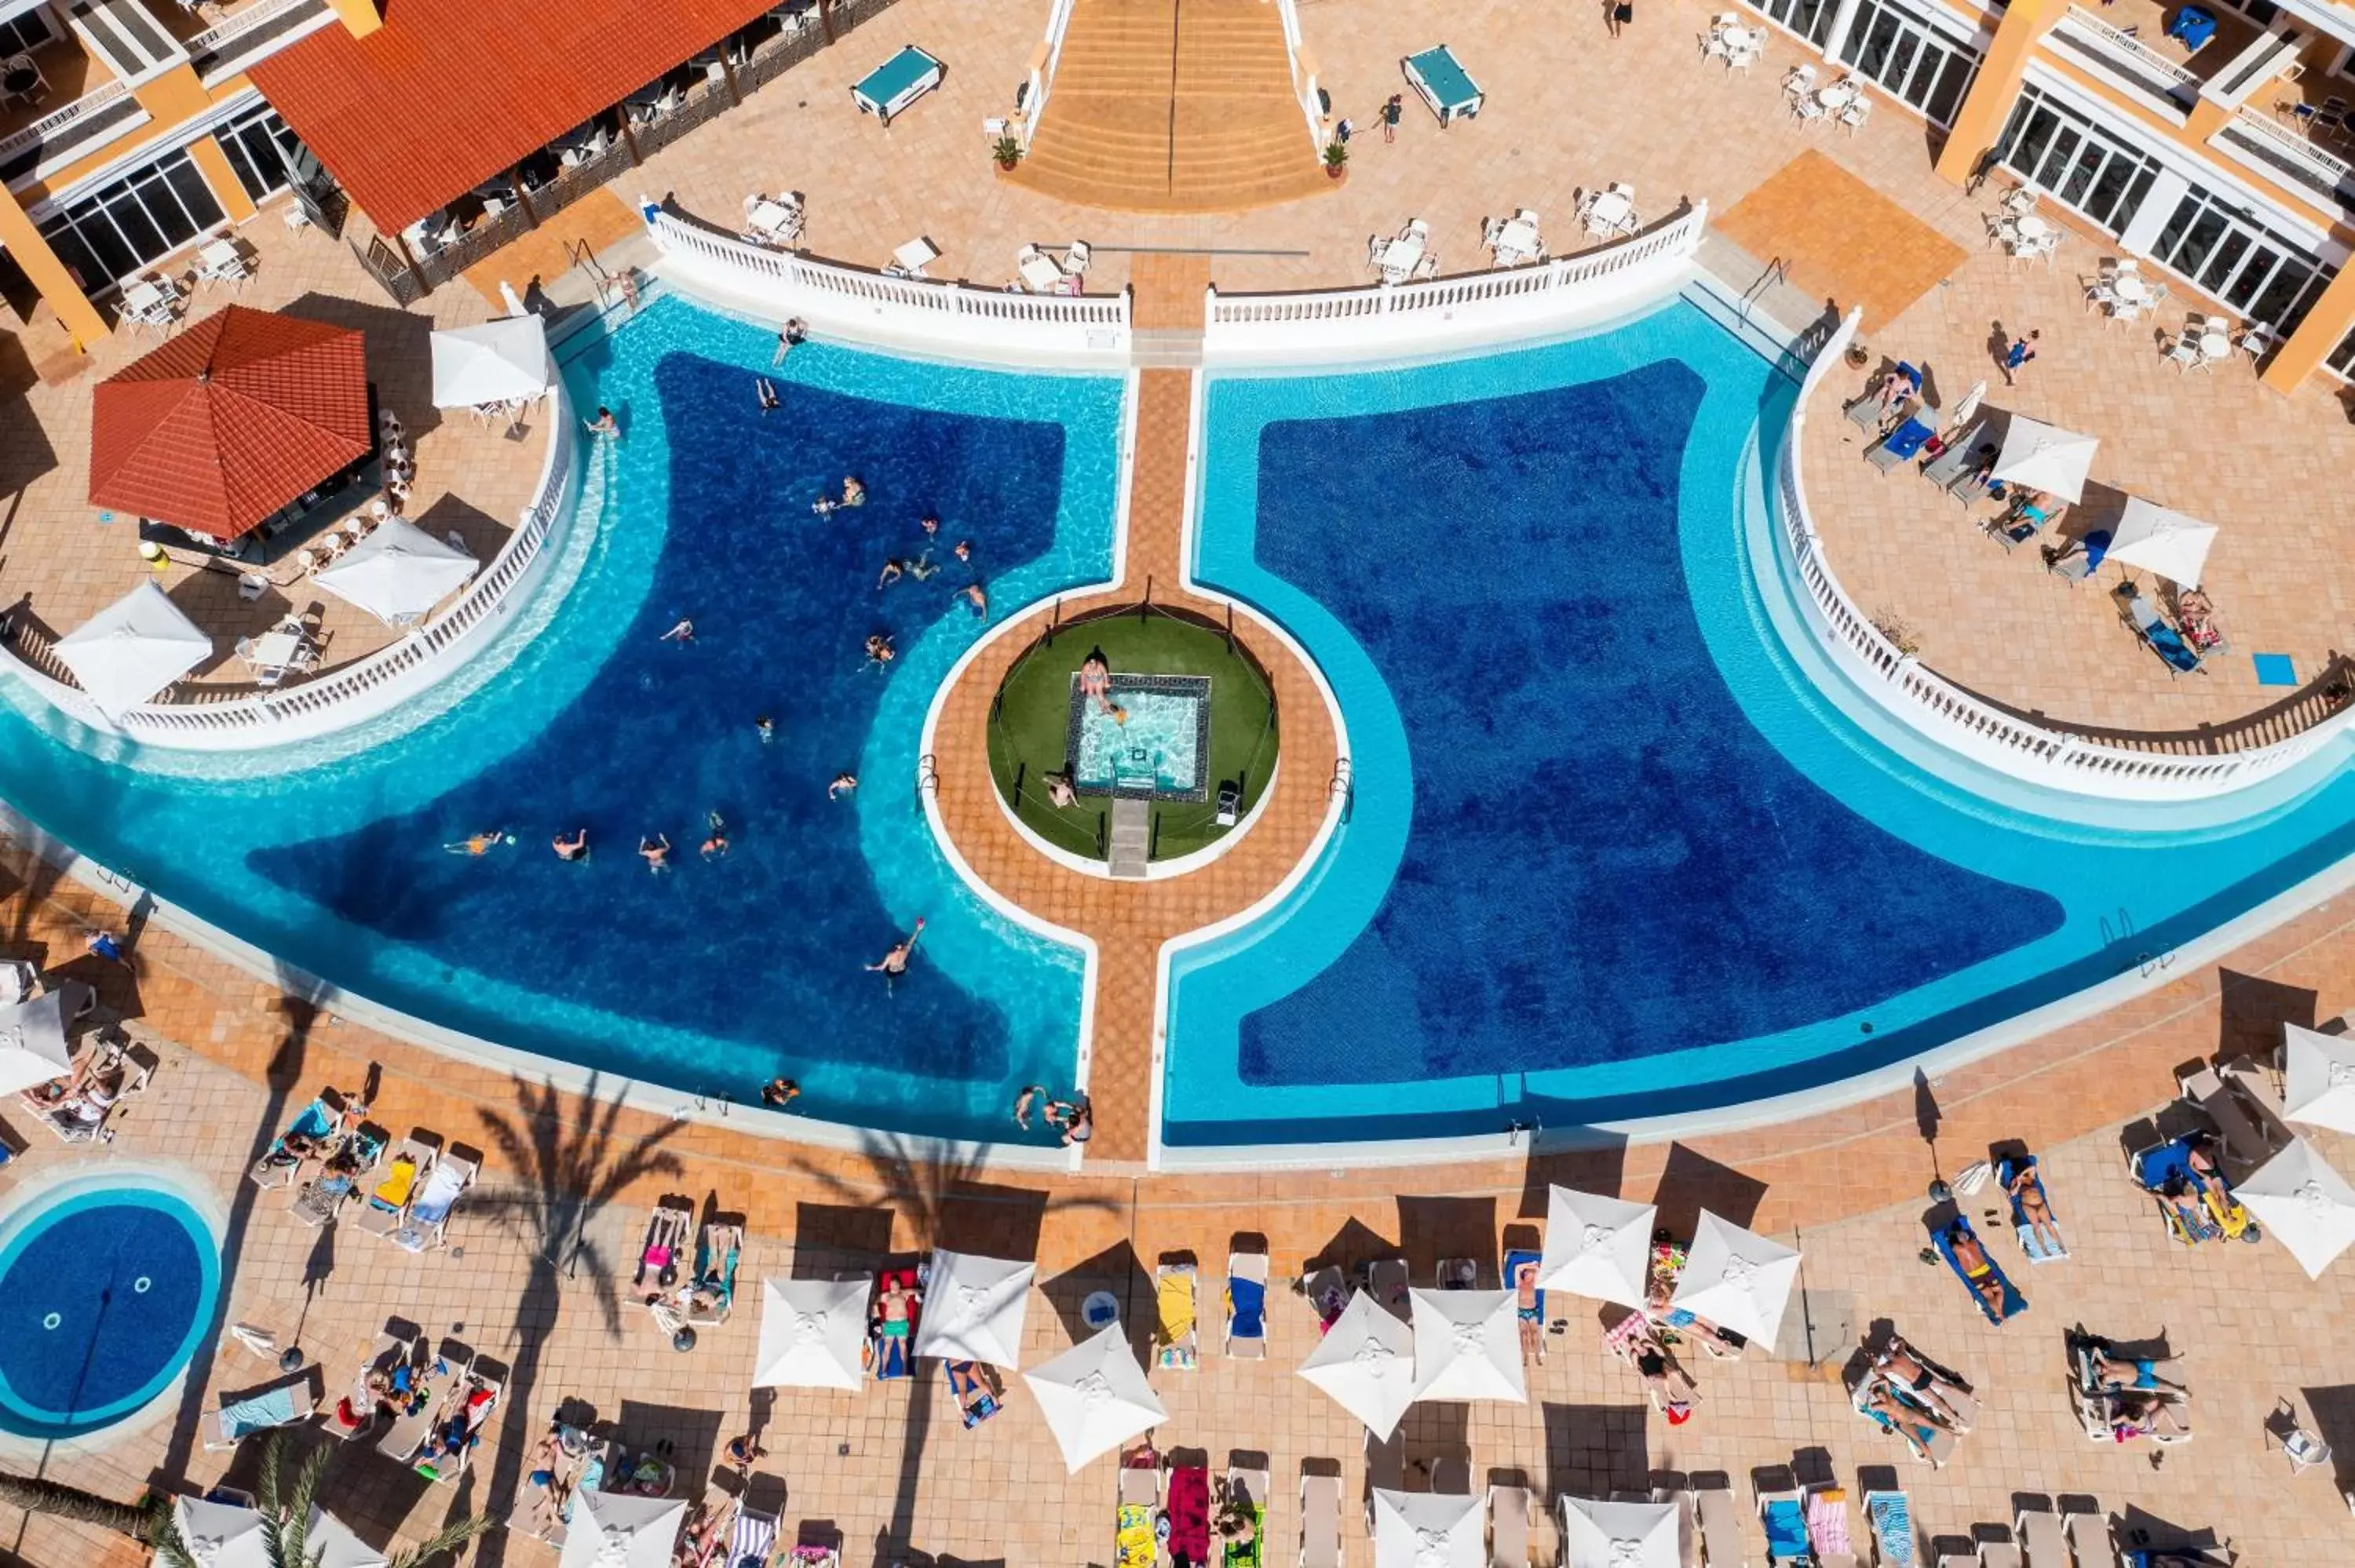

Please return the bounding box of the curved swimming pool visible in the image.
[0,297,1122,1144]
[0,1172,221,1439]
[1167,295,2355,1150]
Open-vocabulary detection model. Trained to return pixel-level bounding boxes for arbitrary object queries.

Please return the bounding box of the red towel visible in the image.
[1167,1467,1210,1564]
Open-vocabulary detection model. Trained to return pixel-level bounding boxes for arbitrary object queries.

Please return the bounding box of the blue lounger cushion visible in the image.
[220,1384,301,1439]
[1229,1275,1266,1338]
[1763,1498,1809,1559]
[1882,418,1934,460]
[1997,1155,2067,1262]
[1932,1217,2025,1324]
[1503,1247,1543,1329]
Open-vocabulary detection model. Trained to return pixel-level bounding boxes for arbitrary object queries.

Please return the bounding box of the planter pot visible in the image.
[997,159,1020,172]
[1325,164,1345,180]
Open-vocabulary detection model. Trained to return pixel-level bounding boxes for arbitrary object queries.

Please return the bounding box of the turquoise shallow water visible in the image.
[1167,297,2355,1147]
[0,297,1123,1143]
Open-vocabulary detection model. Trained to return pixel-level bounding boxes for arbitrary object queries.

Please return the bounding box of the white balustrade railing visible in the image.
[1771,309,2351,800]
[642,206,1132,363]
[0,78,131,165]
[2053,5,2200,110]
[1272,0,1323,151]
[3,383,583,749]
[1024,0,1079,145]
[187,0,330,71]
[2213,104,2355,206]
[1204,203,1710,362]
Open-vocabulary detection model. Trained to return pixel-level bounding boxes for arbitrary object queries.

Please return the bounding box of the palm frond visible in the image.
[383,1511,493,1568]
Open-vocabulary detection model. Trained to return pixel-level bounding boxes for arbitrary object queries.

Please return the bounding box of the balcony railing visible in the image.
[2211,103,2355,217]
[0,78,144,186]
[2050,5,2200,118]
[188,0,334,83]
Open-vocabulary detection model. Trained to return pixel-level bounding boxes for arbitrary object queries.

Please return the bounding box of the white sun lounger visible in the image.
[355,1136,436,1239]
[392,1149,476,1253]
[1696,1477,1748,1567]
[414,1358,502,1484]
[1864,1490,1915,1568]
[732,1502,779,1566]
[205,1376,315,1450]
[1491,1485,1531,1567]
[2014,1508,2068,1568]
[1300,1471,1342,1568]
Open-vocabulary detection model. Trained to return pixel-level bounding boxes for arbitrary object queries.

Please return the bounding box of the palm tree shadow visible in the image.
[787,1130,1120,1567]
[465,1074,687,1568]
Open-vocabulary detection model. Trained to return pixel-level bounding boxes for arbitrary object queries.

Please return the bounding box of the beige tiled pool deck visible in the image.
[5,0,2355,1564]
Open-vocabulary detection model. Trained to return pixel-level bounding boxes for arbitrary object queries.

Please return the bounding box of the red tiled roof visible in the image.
[89,305,371,541]
[251,0,780,235]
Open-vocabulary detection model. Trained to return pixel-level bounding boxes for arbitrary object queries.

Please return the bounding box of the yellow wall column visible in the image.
[129,62,209,127]
[2259,261,2355,394]
[0,186,106,347]
[184,133,257,223]
[1933,0,2068,184]
[326,0,381,38]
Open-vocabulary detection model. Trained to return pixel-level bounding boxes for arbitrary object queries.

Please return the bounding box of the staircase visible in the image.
[1107,797,1152,877]
[1013,0,1330,213]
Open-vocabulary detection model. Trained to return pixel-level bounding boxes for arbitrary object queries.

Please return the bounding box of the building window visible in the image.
[35,148,225,294]
[1745,0,1838,49]
[215,105,306,203]
[2327,323,2355,380]
[0,9,57,57]
[1835,0,1981,126]
[2146,189,2333,333]
[1995,88,2161,235]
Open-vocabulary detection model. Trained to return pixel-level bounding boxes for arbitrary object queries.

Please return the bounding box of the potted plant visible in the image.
[993,135,1023,171]
[1322,139,1348,180]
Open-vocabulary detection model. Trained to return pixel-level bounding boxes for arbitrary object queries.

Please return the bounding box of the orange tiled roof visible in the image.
[251,0,779,234]
[89,304,371,540]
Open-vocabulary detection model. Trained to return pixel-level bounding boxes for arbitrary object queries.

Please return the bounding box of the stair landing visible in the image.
[1010,0,1332,213]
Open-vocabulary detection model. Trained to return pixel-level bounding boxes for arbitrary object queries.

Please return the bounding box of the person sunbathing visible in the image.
[2008,1165,2065,1256]
[1512,1256,1546,1366]
[2175,590,2222,651]
[1645,1271,1743,1357]
[1615,1322,1697,1423]
[2106,1390,2189,1442]
[1861,1380,1950,1460]
[1944,1223,2015,1321]
[1079,648,1115,714]
[2086,1347,2187,1395]
[1874,1336,1973,1428]
[2155,1174,2220,1240]
[867,1278,918,1361]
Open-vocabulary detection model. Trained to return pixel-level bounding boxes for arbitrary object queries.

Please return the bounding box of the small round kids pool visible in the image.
[0,1172,221,1439]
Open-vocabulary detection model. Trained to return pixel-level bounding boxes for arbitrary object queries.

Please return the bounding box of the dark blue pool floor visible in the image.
[254,354,1067,1087]
[0,1202,206,1433]
[1239,363,2062,1087]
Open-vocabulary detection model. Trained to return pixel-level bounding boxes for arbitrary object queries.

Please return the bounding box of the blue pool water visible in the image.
[1170,298,2355,1146]
[0,1176,220,1439]
[0,297,1122,1142]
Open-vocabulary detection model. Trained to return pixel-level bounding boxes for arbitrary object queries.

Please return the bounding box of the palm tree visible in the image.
[0,1471,159,1541]
[145,1431,488,1568]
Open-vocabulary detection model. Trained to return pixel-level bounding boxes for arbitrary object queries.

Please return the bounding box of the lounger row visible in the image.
[250,1089,479,1249]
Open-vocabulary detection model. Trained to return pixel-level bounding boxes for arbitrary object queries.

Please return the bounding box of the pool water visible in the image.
[0,298,1123,1143]
[1072,680,1209,797]
[1170,297,2355,1147]
[0,1176,221,1439]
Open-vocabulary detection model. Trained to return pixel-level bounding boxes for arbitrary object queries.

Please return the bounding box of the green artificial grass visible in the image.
[986,609,1278,862]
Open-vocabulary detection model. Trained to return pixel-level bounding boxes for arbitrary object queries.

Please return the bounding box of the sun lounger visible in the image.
[356,1137,436,1239]
[248,1092,347,1188]
[1977,1547,2021,1568]
[1758,1486,1810,1566]
[946,1358,1000,1428]
[414,1358,502,1482]
[2178,1064,2285,1172]
[1364,1257,1410,1318]
[868,1265,921,1380]
[1651,1483,1699,1568]
[1864,1490,1915,1568]
[1853,1372,1956,1468]
[205,1376,315,1450]
[2125,595,2202,674]
[1867,415,1936,472]
[1226,1252,1269,1358]
[1696,1477,1747,1568]
[634,1199,692,1290]
[684,1221,742,1327]
[329,1328,415,1442]
[731,1504,779,1568]
[392,1148,476,1253]
[1156,1261,1200,1370]
[1117,1455,1160,1568]
[2014,1508,2068,1568]
[1807,1487,1857,1568]
[2068,1332,2192,1445]
[1931,1216,2025,1325]
[1995,1154,2067,1262]
[1228,1464,1272,1568]
[2130,1136,2253,1243]
[1299,1471,1342,1568]
[1300,1264,1347,1333]
[1873,1335,1979,1431]
[1488,1484,1531,1568]
[2044,528,2111,583]
[372,1350,447,1463]
[291,1129,384,1230]
[1844,393,1886,432]
[2221,1055,2296,1144]
[1168,1463,1211,1565]
[1918,421,1986,491]
[39,1041,152,1144]
[1504,1246,1543,1354]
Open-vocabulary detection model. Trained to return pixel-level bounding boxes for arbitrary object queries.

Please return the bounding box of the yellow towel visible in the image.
[1116,1504,1155,1568]
[374,1156,418,1208]
[1158,1271,1196,1342]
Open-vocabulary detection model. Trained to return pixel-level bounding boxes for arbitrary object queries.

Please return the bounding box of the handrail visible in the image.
[2222,101,2354,183]
[2054,5,2200,103]
[185,0,321,59]
[0,79,130,163]
[1204,204,1709,360]
[1271,0,1322,151]
[3,383,582,747]
[1026,0,1079,144]
[641,206,1131,362]
[1770,309,2353,800]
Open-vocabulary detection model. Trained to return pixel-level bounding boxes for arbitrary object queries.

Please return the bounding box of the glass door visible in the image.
[1835,1,1982,126]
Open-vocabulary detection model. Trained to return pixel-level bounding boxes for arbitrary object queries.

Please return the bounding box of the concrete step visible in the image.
[1108,797,1151,878]
[1130,326,1203,368]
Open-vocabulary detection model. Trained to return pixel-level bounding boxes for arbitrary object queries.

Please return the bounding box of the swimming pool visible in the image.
[0,297,1123,1143]
[0,1172,221,1440]
[1167,296,2355,1150]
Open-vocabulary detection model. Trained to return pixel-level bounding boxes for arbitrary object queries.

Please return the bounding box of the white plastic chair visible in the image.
[1839,97,1871,133]
[1064,239,1090,275]
[1784,64,1816,97]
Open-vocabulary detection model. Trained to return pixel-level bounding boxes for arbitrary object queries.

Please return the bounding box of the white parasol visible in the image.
[2235,1138,2355,1278]
[1988,414,2098,503]
[1559,1497,1681,1568]
[55,580,210,715]
[429,314,554,407]
[1022,1323,1168,1471]
[2282,1023,2355,1135]
[751,1276,871,1391]
[1667,1211,1801,1346]
[1537,1186,1656,1309]
[312,516,477,626]
[1295,1289,1416,1439]
[911,1250,1035,1368]
[1371,1488,1484,1568]
[1408,1288,1527,1406]
[2105,498,2218,587]
[557,1492,688,1568]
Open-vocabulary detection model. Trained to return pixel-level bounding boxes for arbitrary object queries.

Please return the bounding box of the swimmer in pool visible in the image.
[865,919,925,981]
[659,619,695,644]
[700,812,730,859]
[876,557,904,589]
[1013,1084,1045,1130]
[907,551,939,581]
[755,715,776,744]
[445,830,509,856]
[754,377,779,412]
[638,834,672,873]
[864,633,895,665]
[920,514,940,539]
[829,772,859,799]
[962,582,988,618]
[553,829,590,862]
[953,540,972,565]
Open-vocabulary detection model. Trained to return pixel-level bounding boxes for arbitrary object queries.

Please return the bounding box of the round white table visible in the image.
[2200,331,2231,359]
[2112,274,2150,304]
[2014,214,2051,242]
[1817,84,1857,109]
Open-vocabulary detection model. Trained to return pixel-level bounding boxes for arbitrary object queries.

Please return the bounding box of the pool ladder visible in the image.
[916,753,940,800]
[1328,757,1353,824]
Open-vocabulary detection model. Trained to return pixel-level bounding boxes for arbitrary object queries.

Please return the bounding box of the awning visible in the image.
[1667,1211,1801,1346]
[1989,414,2098,503]
[751,1276,870,1391]
[1022,1324,1167,1472]
[312,518,478,626]
[89,304,371,542]
[911,1250,1034,1369]
[54,581,211,715]
[252,0,782,234]
[1296,1289,1415,1439]
[2106,498,2218,587]
[430,315,555,408]
[1537,1186,1656,1309]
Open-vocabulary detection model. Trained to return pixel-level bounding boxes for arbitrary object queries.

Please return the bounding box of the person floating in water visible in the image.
[754,715,776,744]
[907,551,939,582]
[864,633,895,666]
[876,557,904,589]
[865,918,926,983]
[962,582,988,620]
[1013,1084,1045,1130]
[638,833,672,873]
[445,829,509,856]
[583,406,620,440]
[953,539,973,567]
[700,812,730,859]
[552,829,590,862]
[754,377,780,413]
[828,772,859,800]
[812,476,865,515]
[761,1077,801,1109]
[1079,647,1115,714]
[659,619,695,644]
[920,514,940,540]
